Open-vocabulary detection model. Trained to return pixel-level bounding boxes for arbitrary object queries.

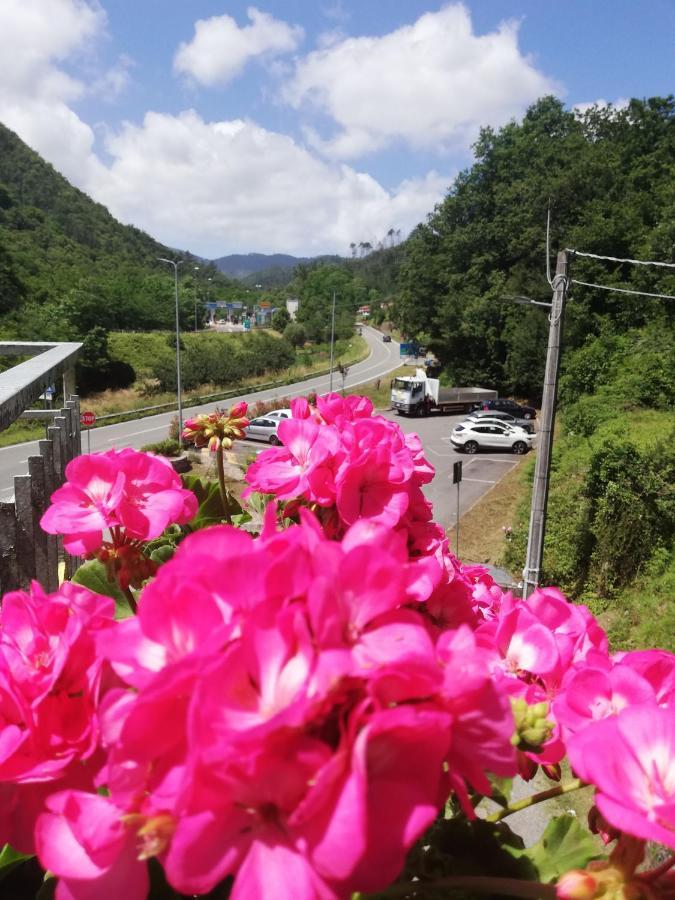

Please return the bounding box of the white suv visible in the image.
[451,422,535,455]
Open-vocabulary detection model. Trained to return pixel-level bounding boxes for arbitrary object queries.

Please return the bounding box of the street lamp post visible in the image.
[329,290,337,392]
[158,258,184,448]
[193,266,200,332]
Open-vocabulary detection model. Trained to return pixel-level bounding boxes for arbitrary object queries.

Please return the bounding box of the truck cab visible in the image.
[391,375,427,415]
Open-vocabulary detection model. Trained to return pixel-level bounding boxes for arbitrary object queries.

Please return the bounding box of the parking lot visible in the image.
[235,407,533,530]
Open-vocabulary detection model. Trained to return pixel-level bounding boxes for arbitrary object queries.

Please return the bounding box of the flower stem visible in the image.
[123,586,138,615]
[487,778,587,823]
[366,875,557,898]
[216,445,232,524]
[638,854,675,883]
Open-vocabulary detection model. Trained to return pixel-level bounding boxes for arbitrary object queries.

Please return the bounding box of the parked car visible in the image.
[245,416,283,444]
[464,410,535,434]
[473,398,537,419]
[382,334,392,343]
[450,422,535,455]
[265,408,292,421]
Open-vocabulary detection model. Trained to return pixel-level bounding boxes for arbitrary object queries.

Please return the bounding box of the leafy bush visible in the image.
[140,438,181,457]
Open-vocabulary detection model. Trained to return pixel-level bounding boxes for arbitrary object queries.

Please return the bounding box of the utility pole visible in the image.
[157,258,184,449]
[329,290,337,392]
[522,250,569,598]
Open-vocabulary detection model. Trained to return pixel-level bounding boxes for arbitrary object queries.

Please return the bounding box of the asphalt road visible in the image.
[0,328,532,529]
[378,410,529,530]
[0,325,401,498]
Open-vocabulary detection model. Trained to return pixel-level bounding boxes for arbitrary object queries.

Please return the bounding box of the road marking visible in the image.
[106,425,166,442]
[462,477,498,484]
[427,448,461,457]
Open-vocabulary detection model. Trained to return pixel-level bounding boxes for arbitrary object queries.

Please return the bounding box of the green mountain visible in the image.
[0,123,239,388]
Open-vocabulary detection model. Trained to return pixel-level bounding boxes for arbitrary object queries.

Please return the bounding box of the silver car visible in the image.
[245,416,283,445]
[464,410,535,433]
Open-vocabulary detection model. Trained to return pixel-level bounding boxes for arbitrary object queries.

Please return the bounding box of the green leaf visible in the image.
[71,560,133,619]
[488,775,513,808]
[148,543,176,565]
[508,814,603,883]
[0,844,32,882]
[35,876,57,899]
[182,474,229,529]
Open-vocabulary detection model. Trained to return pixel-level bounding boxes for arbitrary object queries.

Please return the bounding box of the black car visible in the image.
[477,398,537,420]
[382,334,392,342]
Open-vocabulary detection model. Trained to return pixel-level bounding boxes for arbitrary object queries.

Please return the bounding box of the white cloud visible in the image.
[573,97,629,116]
[0,0,447,258]
[0,0,107,185]
[174,7,303,87]
[91,110,450,256]
[282,3,559,158]
[90,53,135,100]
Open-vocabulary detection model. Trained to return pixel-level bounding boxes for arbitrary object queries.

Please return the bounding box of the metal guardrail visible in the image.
[0,341,82,592]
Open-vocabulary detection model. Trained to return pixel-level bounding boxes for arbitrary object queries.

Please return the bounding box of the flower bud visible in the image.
[556,870,598,899]
[510,697,555,751]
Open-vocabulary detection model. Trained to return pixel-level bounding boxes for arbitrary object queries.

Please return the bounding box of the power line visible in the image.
[566,249,675,270]
[571,279,675,301]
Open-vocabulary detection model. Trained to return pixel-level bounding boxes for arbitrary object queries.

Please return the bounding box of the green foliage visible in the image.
[283,321,307,348]
[507,815,601,883]
[0,123,241,350]
[292,263,365,342]
[504,330,675,611]
[71,560,133,618]
[108,330,296,393]
[393,96,675,399]
[0,845,33,882]
[181,473,242,530]
[140,439,181,457]
[271,307,291,331]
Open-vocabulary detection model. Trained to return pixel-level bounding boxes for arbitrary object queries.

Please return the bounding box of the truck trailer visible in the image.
[390,369,497,416]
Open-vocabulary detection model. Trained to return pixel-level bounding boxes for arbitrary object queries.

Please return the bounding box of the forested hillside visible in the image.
[394,96,674,398]
[392,96,674,642]
[0,124,238,389]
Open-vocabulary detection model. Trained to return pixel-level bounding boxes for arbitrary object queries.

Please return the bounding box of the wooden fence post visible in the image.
[38,439,59,591]
[0,501,19,593]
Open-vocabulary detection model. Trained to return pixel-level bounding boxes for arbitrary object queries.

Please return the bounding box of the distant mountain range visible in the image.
[212,252,342,287]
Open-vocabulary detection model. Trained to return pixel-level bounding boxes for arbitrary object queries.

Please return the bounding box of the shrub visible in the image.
[140,438,181,457]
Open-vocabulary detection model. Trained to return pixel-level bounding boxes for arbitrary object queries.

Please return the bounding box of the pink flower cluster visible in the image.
[0,581,114,854]
[245,394,442,551]
[40,448,197,555]
[0,394,672,898]
[30,512,517,899]
[471,586,675,848]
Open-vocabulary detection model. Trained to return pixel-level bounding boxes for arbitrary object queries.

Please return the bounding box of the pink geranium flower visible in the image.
[40,449,197,555]
[0,581,114,783]
[36,791,149,900]
[567,705,675,849]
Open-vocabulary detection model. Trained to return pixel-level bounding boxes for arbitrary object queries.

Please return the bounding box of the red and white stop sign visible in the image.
[80,411,96,427]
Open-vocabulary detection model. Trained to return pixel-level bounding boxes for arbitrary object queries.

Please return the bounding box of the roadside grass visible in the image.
[586,548,675,652]
[0,334,369,449]
[446,456,531,569]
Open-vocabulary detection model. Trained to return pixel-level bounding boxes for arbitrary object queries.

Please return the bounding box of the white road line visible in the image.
[462,477,497,484]
[106,425,166,442]
[427,448,460,457]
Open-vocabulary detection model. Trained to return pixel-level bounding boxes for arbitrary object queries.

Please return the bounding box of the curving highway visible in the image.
[0,326,401,497]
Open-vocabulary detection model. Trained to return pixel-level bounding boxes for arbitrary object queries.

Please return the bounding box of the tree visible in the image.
[283,322,306,348]
[271,308,291,331]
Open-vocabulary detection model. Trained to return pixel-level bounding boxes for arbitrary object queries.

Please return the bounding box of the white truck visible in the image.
[390,369,497,417]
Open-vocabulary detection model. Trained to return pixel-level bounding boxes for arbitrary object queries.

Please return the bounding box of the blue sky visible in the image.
[1,1,673,258]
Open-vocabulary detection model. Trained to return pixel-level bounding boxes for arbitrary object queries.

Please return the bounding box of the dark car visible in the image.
[382,334,392,343]
[476,398,537,420]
